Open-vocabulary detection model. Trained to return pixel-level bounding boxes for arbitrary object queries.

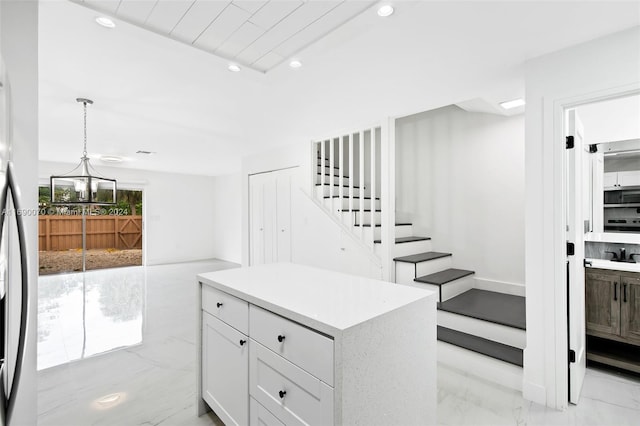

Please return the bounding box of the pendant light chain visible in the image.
[82,100,88,158]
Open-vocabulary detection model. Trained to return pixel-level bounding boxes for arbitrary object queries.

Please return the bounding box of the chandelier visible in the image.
[50,98,116,205]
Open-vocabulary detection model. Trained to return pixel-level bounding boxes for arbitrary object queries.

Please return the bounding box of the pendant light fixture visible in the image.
[50,98,117,205]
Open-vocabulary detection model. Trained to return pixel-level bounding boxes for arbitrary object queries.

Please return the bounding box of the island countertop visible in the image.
[197,262,435,337]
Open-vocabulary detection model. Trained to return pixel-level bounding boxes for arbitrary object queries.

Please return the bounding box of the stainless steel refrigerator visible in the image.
[0,54,30,426]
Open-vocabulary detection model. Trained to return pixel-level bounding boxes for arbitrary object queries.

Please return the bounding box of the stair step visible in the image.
[315,183,360,189]
[358,223,412,227]
[324,196,379,200]
[437,326,523,367]
[415,268,474,285]
[438,289,526,330]
[394,251,452,264]
[374,236,431,244]
[317,173,349,178]
[342,209,381,212]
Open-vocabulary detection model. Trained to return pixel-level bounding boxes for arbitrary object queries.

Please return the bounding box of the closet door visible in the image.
[249,168,295,266]
[249,173,268,266]
[276,169,292,262]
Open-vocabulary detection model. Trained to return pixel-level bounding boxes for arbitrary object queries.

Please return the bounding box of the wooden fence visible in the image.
[38,215,142,251]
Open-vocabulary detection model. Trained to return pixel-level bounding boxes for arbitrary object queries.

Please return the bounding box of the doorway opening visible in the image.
[37,187,144,275]
[564,91,640,405]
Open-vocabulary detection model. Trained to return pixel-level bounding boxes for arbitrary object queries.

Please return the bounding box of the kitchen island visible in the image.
[196,262,437,426]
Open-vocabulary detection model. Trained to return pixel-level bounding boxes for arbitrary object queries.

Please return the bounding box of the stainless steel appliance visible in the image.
[603,207,640,233]
[0,56,29,426]
[604,189,640,207]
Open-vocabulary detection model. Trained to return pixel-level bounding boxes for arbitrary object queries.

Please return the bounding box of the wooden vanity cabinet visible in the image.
[585,268,640,346]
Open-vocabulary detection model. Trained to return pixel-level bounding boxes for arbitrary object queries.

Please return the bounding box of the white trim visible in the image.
[548,83,640,409]
[474,278,525,297]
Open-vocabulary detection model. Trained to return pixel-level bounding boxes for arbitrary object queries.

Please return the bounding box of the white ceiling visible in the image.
[71,0,375,72]
[38,1,640,177]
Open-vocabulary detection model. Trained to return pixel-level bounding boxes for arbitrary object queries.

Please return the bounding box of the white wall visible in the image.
[576,94,640,145]
[1,1,39,424]
[396,106,525,286]
[39,161,217,265]
[524,26,640,409]
[211,172,241,264]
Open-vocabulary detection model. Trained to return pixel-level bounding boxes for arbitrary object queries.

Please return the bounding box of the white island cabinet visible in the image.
[196,263,437,426]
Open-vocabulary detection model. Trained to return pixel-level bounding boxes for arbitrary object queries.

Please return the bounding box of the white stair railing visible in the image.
[311,125,383,253]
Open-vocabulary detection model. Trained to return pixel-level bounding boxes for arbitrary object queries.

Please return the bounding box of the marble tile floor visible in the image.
[38,260,640,425]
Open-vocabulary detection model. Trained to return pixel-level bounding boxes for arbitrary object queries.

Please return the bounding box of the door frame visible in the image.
[552,84,640,407]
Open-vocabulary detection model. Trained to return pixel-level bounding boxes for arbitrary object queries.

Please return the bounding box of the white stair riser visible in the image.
[437,310,526,349]
[440,275,475,302]
[316,186,361,198]
[393,240,432,257]
[316,175,349,186]
[353,211,381,225]
[372,224,414,240]
[395,256,453,286]
[397,281,442,302]
[437,342,523,392]
[394,225,413,239]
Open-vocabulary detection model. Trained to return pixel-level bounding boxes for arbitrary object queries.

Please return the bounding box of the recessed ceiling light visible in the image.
[289,59,302,69]
[377,5,394,17]
[100,155,123,163]
[499,98,526,110]
[228,64,241,72]
[95,16,116,28]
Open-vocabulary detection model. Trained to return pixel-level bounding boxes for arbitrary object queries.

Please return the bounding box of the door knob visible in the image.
[216,302,223,308]
[239,339,246,346]
[277,334,285,342]
[279,390,286,399]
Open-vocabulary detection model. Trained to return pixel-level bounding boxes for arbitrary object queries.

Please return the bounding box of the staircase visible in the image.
[311,128,526,391]
[394,249,526,391]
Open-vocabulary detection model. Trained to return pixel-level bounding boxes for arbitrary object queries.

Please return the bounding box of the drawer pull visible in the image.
[278,390,287,399]
[216,302,223,308]
[239,339,246,346]
[277,334,285,343]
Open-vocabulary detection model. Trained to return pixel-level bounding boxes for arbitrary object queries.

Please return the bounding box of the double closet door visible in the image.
[249,168,295,266]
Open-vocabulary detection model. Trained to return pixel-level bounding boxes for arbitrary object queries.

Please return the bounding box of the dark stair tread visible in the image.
[415,268,474,285]
[323,196,379,200]
[374,236,431,244]
[438,289,526,330]
[318,164,340,169]
[315,183,360,188]
[394,251,452,264]
[342,209,382,212]
[358,223,412,227]
[317,173,349,178]
[437,326,523,367]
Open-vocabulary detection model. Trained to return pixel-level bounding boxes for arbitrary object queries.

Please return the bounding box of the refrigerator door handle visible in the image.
[3,163,29,426]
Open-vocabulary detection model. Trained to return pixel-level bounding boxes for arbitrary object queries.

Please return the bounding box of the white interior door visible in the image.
[276,169,292,262]
[249,174,265,266]
[567,109,587,404]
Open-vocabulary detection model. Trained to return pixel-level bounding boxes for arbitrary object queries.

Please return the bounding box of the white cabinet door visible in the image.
[618,170,640,187]
[603,172,618,189]
[202,312,248,426]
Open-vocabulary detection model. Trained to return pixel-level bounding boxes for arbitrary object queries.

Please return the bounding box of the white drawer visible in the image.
[249,305,334,386]
[250,397,284,426]
[202,284,249,335]
[250,341,334,426]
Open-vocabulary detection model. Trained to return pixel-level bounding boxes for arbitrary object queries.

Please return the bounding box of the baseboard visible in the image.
[146,257,235,266]
[474,277,525,297]
[522,380,547,406]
